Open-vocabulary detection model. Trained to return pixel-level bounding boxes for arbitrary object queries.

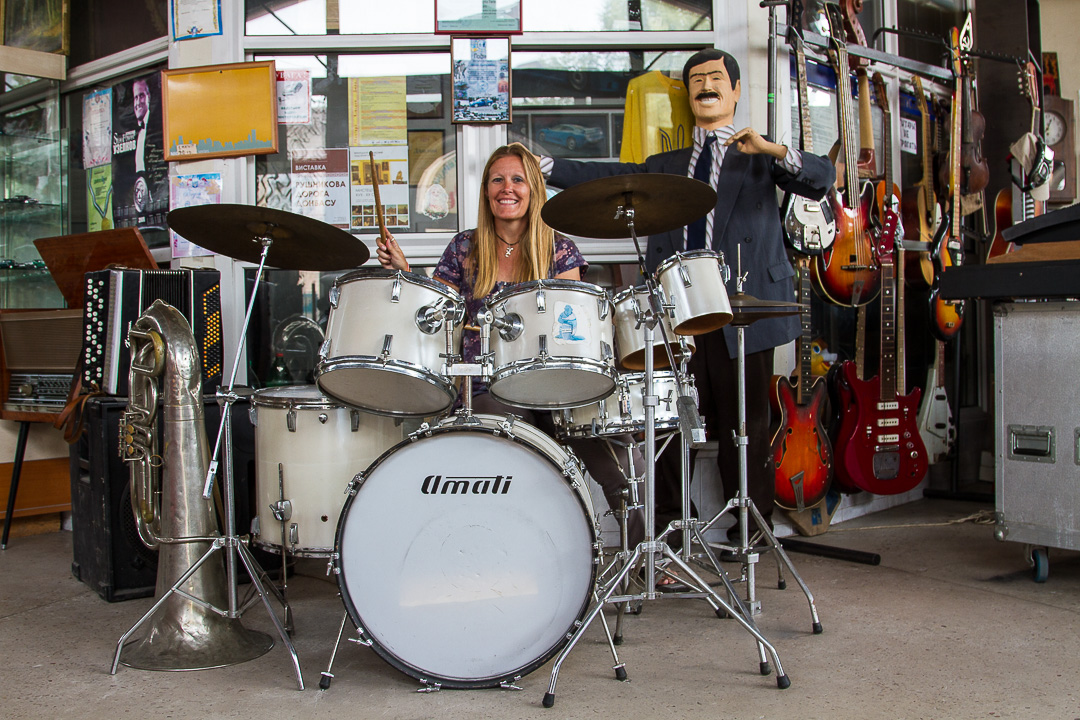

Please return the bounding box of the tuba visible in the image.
[117,300,272,670]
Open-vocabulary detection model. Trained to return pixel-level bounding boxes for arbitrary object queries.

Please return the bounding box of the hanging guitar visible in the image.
[917,339,956,463]
[833,71,928,496]
[900,75,939,287]
[782,22,837,256]
[770,257,833,512]
[927,21,969,343]
[811,2,880,307]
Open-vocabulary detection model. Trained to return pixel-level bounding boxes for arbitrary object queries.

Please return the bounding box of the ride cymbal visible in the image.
[167,204,370,270]
[541,174,716,239]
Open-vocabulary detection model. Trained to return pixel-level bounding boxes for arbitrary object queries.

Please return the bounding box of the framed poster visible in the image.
[162,60,279,161]
[2,0,69,54]
[436,0,521,34]
[451,37,511,125]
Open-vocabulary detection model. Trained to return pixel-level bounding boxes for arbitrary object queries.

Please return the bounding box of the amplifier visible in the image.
[82,269,223,396]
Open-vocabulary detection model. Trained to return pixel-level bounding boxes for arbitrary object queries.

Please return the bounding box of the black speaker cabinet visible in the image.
[71,395,260,602]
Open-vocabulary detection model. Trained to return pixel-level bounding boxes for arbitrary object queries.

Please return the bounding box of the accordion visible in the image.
[82,269,223,396]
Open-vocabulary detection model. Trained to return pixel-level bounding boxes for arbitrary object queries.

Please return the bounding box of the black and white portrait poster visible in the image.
[112,72,169,231]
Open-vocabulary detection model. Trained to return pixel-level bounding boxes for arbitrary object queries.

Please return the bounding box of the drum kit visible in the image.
[110,169,822,702]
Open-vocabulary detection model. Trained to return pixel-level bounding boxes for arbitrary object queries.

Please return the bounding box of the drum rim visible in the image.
[334,267,464,304]
[654,249,722,275]
[489,359,617,410]
[486,277,611,306]
[315,357,457,417]
[251,386,346,411]
[556,417,681,439]
[333,414,599,689]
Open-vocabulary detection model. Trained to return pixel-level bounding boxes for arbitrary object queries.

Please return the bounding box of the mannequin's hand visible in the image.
[725,128,787,160]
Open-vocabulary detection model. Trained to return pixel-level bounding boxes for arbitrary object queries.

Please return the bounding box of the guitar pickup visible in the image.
[876,433,900,444]
[875,401,899,411]
[877,417,900,428]
[840,264,874,271]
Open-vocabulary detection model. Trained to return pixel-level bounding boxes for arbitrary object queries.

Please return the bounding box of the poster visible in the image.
[291,149,350,228]
[112,73,169,232]
[169,173,221,258]
[170,0,222,41]
[347,77,407,146]
[83,89,112,169]
[86,165,113,232]
[350,146,410,230]
[277,69,312,125]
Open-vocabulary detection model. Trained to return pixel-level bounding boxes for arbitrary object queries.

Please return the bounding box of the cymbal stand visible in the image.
[194,234,304,685]
[694,266,822,631]
[542,194,790,709]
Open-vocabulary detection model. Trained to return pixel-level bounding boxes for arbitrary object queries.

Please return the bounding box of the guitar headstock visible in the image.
[840,0,869,68]
[947,26,963,79]
[1019,60,1040,111]
[912,75,929,120]
[871,72,889,122]
[824,2,847,50]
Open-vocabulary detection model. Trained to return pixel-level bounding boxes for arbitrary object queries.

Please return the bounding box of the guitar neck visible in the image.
[879,256,897,399]
[794,37,814,153]
[796,258,813,405]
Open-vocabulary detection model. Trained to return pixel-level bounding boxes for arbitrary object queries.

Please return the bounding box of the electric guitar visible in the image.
[811,2,880,307]
[917,339,956,462]
[927,22,968,343]
[833,72,928,496]
[770,257,833,512]
[782,24,837,256]
[901,75,939,287]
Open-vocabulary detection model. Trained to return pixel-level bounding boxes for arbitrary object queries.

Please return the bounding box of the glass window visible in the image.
[247,0,709,35]
[896,0,964,67]
[511,50,694,159]
[69,0,169,67]
[254,53,458,235]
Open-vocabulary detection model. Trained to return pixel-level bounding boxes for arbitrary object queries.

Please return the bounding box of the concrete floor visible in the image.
[1,497,1078,719]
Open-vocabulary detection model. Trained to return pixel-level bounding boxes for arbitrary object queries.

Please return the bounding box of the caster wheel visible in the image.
[1032,546,1049,583]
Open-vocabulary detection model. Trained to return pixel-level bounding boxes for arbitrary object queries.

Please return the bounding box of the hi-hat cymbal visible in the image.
[728,293,807,326]
[167,204,370,270]
[541,174,717,239]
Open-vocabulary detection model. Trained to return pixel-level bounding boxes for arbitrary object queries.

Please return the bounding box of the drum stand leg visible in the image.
[320,610,353,690]
[693,323,822,633]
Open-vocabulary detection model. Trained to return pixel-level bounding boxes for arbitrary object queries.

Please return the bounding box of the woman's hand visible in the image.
[376,229,410,272]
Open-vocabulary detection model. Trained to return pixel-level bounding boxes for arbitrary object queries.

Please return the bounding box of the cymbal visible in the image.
[167,204,370,270]
[728,293,807,326]
[541,174,717,239]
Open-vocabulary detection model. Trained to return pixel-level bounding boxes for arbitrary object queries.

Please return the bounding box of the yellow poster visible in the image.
[348,76,407,147]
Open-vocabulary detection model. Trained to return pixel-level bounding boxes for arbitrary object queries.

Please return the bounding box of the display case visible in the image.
[0,101,67,309]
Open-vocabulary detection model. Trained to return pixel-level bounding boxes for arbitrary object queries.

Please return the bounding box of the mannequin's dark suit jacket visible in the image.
[548,145,835,358]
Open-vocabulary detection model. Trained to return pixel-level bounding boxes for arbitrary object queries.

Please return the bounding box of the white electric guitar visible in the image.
[917,339,956,462]
[782,25,836,255]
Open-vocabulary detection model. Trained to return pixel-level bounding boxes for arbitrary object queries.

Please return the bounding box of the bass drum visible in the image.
[335,414,598,688]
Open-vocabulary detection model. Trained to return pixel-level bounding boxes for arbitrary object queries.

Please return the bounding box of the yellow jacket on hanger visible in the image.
[619,71,694,163]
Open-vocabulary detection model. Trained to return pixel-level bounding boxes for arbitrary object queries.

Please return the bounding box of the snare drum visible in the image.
[335,414,598,688]
[486,279,616,409]
[554,371,685,439]
[655,250,733,335]
[612,286,695,370]
[250,386,404,557]
[316,269,464,416]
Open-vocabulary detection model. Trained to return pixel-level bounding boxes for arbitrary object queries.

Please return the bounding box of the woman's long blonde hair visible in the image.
[469,143,555,298]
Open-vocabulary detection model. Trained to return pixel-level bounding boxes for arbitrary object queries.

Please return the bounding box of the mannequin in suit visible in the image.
[541,49,834,545]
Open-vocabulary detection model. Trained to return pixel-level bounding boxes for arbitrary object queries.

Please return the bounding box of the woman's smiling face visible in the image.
[486,155,531,224]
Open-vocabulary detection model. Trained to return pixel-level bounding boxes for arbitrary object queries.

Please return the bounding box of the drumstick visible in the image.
[370,151,388,239]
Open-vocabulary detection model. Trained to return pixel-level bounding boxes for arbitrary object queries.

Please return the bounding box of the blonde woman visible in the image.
[378,143,644,547]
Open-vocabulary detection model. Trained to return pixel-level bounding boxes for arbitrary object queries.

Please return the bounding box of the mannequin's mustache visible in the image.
[695,91,721,101]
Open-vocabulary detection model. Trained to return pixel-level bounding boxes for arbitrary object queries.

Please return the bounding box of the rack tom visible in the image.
[486,279,617,409]
[612,285,695,370]
[655,250,733,335]
[316,269,464,416]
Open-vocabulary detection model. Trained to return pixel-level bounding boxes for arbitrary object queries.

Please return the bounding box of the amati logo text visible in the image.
[421,475,512,495]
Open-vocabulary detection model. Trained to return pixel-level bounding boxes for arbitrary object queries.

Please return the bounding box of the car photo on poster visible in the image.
[537,123,604,151]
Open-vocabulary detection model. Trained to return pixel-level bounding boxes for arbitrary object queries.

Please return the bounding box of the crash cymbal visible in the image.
[167,204,370,270]
[728,292,807,326]
[541,174,717,239]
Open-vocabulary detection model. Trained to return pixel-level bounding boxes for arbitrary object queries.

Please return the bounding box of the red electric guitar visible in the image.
[770,257,833,512]
[811,2,880,307]
[927,22,968,343]
[832,72,928,496]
